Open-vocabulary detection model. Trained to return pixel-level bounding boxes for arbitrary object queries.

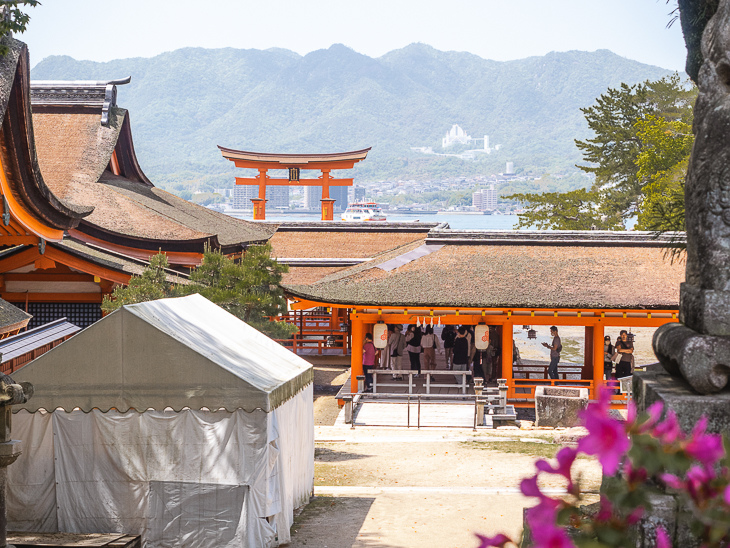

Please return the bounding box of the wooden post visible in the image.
[252,168,268,220]
[351,317,363,393]
[584,326,594,380]
[501,322,513,397]
[321,170,334,220]
[592,323,605,399]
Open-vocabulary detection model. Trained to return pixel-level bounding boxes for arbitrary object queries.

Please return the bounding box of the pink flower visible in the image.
[520,475,546,499]
[656,526,671,548]
[475,533,512,547]
[653,409,682,444]
[595,496,613,522]
[626,400,637,425]
[578,389,629,475]
[660,473,684,490]
[637,401,664,434]
[526,503,576,548]
[626,506,644,525]
[686,465,714,500]
[535,447,578,492]
[724,485,730,506]
[684,417,725,467]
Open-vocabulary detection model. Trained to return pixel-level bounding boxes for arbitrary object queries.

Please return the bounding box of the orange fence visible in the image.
[508,378,628,408]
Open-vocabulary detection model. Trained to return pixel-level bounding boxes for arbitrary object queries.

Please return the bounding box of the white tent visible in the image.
[7,294,314,548]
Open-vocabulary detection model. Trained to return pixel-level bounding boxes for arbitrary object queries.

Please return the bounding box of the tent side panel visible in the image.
[12,311,125,412]
[271,383,314,545]
[7,410,57,532]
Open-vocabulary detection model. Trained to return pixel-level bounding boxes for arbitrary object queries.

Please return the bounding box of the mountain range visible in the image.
[30,44,674,191]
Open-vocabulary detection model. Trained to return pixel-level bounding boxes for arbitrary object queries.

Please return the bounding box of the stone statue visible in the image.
[653,0,730,395]
[0,373,33,548]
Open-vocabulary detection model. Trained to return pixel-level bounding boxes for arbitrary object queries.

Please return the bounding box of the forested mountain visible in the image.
[31,44,673,191]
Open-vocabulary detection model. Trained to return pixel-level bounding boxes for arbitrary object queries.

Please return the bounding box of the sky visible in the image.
[21,0,687,71]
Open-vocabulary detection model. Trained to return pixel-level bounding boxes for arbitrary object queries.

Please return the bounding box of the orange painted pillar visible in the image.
[321,199,335,221]
[321,170,333,220]
[592,323,605,399]
[252,168,268,220]
[501,322,513,395]
[351,316,363,393]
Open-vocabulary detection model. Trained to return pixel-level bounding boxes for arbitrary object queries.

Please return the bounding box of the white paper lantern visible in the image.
[474,324,489,350]
[373,323,389,349]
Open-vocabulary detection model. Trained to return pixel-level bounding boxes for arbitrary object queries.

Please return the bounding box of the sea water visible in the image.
[228,212,520,230]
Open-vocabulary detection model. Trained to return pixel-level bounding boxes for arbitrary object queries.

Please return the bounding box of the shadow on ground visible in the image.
[315,446,370,462]
[288,496,392,547]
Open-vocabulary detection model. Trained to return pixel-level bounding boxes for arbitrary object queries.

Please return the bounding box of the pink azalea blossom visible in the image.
[724,485,730,506]
[577,389,629,475]
[684,417,725,467]
[535,447,578,492]
[626,400,637,425]
[686,465,714,500]
[653,409,682,444]
[526,503,576,548]
[595,496,613,522]
[626,506,644,525]
[656,526,671,548]
[637,401,664,434]
[623,460,648,485]
[660,473,684,490]
[475,533,512,547]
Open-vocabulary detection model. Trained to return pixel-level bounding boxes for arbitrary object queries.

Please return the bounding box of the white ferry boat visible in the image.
[341,202,387,221]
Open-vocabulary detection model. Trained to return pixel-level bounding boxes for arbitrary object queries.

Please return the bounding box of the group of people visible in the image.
[536,326,635,382]
[361,323,502,389]
[603,330,635,380]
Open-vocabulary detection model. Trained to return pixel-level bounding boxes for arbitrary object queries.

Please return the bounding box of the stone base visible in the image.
[633,371,730,434]
[534,386,588,428]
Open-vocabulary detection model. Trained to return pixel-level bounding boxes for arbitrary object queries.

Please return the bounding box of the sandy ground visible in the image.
[295,357,603,547]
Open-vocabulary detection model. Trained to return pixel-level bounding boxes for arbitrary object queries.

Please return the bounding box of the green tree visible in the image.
[101,253,175,312]
[102,245,296,340]
[0,1,40,55]
[509,74,696,230]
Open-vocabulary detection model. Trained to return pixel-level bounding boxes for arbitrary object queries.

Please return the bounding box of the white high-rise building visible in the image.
[505,162,515,175]
[233,185,289,209]
[472,185,498,211]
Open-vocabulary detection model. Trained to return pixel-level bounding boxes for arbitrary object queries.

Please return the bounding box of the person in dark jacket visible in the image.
[405,325,423,377]
[452,326,470,384]
[441,325,456,370]
[603,335,614,380]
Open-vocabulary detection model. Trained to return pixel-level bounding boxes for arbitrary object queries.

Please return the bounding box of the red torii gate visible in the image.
[218,147,371,220]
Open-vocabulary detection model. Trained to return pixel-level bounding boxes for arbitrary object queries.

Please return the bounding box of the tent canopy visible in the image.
[13,294,313,413]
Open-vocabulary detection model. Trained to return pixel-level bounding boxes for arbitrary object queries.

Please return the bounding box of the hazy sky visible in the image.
[22,0,687,70]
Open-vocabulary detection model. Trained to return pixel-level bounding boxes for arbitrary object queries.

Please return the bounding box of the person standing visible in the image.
[389,325,404,380]
[441,325,456,370]
[405,325,423,377]
[603,335,614,380]
[363,333,376,389]
[421,325,440,371]
[614,330,634,379]
[542,326,562,380]
[452,327,470,384]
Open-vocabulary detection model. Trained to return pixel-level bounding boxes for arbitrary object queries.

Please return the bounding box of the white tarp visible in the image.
[7,383,314,547]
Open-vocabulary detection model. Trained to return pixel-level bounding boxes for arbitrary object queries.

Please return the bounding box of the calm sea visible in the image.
[227,212,520,230]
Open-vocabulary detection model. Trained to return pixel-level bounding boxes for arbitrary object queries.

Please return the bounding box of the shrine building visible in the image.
[283,229,684,407]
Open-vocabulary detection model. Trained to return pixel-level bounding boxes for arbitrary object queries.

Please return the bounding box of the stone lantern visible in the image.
[0,373,33,548]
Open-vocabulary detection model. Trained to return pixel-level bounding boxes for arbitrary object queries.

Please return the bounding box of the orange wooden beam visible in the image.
[235,177,353,187]
[0,156,64,242]
[4,273,96,282]
[0,247,41,272]
[69,229,205,267]
[44,246,132,286]
[231,159,359,170]
[2,292,102,303]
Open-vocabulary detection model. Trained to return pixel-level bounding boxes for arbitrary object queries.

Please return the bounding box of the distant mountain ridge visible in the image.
[30,44,674,190]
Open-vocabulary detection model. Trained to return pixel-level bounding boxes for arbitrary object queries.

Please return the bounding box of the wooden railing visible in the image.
[275,332,347,354]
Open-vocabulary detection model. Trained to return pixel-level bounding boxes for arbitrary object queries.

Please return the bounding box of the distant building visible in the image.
[506,162,515,175]
[234,185,289,209]
[442,124,471,148]
[306,186,348,211]
[213,188,233,198]
[473,185,498,211]
[349,185,366,202]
